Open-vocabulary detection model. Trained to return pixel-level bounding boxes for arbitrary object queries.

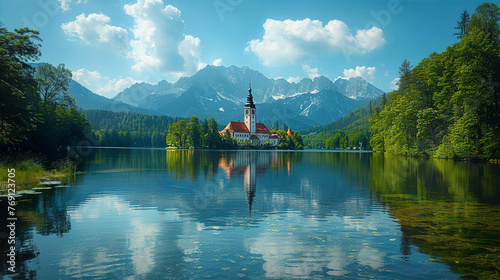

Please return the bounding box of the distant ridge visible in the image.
[69,65,385,130]
[68,80,157,115]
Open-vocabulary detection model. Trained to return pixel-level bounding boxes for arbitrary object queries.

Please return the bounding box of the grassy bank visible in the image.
[0,151,76,193]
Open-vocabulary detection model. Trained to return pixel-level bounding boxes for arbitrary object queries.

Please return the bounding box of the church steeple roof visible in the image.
[245,82,256,109]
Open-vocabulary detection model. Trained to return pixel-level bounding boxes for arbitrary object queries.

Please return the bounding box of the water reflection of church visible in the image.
[218,152,292,216]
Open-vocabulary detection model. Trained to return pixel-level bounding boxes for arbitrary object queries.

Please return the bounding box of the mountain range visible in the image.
[69,65,384,130]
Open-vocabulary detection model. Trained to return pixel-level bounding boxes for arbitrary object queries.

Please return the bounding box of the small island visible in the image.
[166,84,304,150]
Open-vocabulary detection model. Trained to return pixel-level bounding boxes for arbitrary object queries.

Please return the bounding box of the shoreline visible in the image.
[0,154,76,195]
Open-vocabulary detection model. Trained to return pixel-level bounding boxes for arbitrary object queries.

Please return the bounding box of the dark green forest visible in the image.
[1,27,88,155]
[85,110,181,147]
[304,3,500,160]
[370,3,500,160]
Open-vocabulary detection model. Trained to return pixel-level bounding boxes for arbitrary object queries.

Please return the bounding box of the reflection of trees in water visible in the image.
[0,189,73,279]
[368,154,500,203]
[368,154,500,278]
[166,150,219,182]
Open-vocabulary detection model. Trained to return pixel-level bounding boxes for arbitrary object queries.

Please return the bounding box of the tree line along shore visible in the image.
[2,2,500,190]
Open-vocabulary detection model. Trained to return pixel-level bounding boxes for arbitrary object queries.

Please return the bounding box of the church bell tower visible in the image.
[244,83,256,134]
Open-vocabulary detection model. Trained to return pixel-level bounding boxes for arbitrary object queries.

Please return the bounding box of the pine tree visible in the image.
[454,10,470,39]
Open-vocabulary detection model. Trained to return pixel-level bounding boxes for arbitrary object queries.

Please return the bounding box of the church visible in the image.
[221,84,281,146]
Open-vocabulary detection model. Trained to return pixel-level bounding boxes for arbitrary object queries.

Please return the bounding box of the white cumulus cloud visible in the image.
[246,18,386,66]
[124,0,204,77]
[61,13,128,52]
[389,77,400,91]
[303,64,320,80]
[212,58,223,67]
[197,58,222,72]
[343,66,376,81]
[73,68,140,98]
[287,76,301,84]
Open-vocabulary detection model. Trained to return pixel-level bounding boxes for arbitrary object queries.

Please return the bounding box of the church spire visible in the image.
[245,81,255,109]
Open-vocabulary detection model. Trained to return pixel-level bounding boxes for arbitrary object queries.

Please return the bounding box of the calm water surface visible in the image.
[1,149,499,279]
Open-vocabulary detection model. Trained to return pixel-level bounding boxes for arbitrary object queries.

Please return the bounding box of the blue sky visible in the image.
[0,0,485,98]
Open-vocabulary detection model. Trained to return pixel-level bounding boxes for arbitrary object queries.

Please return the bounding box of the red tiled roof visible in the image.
[269,134,281,139]
[222,122,249,133]
[249,134,259,140]
[222,122,273,134]
[256,123,271,133]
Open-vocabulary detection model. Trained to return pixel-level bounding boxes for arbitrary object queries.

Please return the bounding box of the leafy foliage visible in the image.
[1,26,88,154]
[0,27,41,144]
[276,129,304,150]
[370,16,500,159]
[467,2,500,42]
[167,116,237,149]
[36,63,74,107]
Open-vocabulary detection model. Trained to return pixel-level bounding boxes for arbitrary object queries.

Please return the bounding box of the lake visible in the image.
[1,149,499,279]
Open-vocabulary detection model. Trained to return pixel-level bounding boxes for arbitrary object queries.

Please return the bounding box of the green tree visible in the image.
[271,120,280,132]
[370,22,500,159]
[454,10,470,39]
[326,133,342,150]
[36,63,74,107]
[468,3,500,42]
[167,119,187,148]
[398,59,414,94]
[339,135,348,149]
[30,62,88,152]
[292,131,304,150]
[206,117,221,148]
[0,27,41,145]
[222,130,237,148]
[187,115,201,148]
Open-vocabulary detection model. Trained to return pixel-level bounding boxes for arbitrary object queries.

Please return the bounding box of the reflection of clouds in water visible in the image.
[177,221,203,258]
[343,215,378,231]
[358,247,385,269]
[59,247,122,278]
[247,231,304,278]
[128,217,160,274]
[248,230,339,278]
[268,192,321,214]
[246,213,387,278]
[325,249,349,276]
[61,196,181,278]
[60,196,134,278]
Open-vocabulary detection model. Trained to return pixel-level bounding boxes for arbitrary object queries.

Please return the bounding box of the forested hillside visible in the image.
[302,98,380,149]
[303,3,500,160]
[370,3,500,160]
[84,110,182,147]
